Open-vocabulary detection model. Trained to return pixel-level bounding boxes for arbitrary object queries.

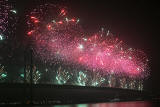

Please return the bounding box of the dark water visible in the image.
[33,101,159,107]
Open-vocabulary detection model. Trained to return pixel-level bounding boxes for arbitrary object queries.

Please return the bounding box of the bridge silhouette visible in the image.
[0,83,152,105]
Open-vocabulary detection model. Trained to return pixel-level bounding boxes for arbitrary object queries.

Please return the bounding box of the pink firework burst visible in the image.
[26,4,149,79]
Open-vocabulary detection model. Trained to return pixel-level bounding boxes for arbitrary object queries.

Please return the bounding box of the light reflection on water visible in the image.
[34,101,155,107]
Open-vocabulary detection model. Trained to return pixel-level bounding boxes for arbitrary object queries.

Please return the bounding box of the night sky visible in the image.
[12,0,160,93]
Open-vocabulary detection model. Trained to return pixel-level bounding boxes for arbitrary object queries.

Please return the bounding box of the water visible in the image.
[32,101,159,107]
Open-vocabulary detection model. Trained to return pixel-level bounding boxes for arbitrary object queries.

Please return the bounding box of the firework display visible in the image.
[0,1,149,91]
[24,3,150,90]
[0,0,19,83]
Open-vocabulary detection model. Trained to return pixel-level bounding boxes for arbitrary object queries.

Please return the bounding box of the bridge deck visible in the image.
[0,83,152,104]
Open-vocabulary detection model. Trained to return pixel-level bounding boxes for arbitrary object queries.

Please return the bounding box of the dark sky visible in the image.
[15,0,160,93]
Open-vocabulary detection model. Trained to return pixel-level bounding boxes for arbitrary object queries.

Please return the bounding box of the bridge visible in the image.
[0,83,153,105]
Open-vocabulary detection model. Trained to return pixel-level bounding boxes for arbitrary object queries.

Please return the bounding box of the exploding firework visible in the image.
[75,70,88,86]
[90,71,105,86]
[55,66,70,84]
[0,0,17,41]
[0,64,7,82]
[20,65,41,84]
[119,77,127,89]
[0,0,18,83]
[26,3,149,90]
[107,71,116,87]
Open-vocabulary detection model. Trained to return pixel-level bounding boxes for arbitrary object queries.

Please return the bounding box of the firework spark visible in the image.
[0,64,7,81]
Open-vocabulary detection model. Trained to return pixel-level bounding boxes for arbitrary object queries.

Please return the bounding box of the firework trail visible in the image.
[75,70,88,86]
[26,3,149,84]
